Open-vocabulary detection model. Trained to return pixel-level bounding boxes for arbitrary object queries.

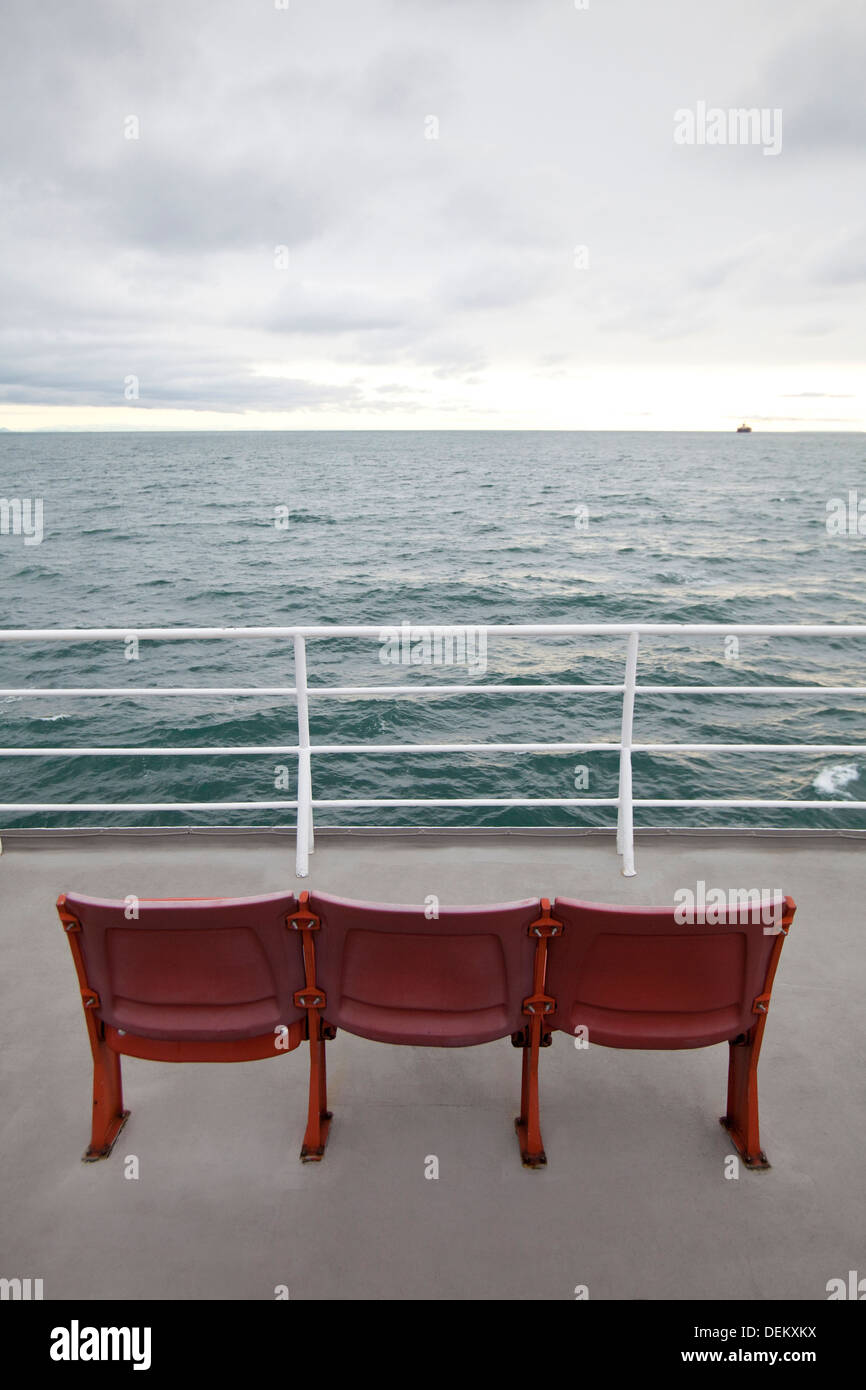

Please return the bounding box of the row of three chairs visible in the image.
[57,889,795,1169]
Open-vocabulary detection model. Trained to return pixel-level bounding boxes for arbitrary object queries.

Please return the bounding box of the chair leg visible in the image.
[514,1019,547,1168]
[299,1020,332,1162]
[720,1031,769,1170]
[84,1039,130,1162]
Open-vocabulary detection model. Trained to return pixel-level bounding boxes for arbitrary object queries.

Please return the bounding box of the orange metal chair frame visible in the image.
[511,899,561,1167]
[286,892,333,1161]
[719,895,796,1169]
[57,894,305,1162]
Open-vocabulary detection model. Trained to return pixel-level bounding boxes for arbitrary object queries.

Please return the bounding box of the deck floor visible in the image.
[1,827,863,1301]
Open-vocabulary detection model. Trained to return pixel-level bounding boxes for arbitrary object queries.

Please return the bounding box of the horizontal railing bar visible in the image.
[634,686,866,695]
[0,802,301,811]
[311,798,863,808]
[633,800,866,808]
[2,624,866,642]
[0,746,302,757]
[4,683,866,699]
[0,742,620,757]
[318,742,609,753]
[0,800,621,810]
[0,684,625,698]
[634,743,866,753]
[0,687,300,698]
[2,742,865,757]
[314,799,618,807]
[0,799,616,810]
[314,684,624,694]
[2,798,864,811]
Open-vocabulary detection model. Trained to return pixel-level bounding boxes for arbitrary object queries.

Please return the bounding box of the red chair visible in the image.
[294,891,556,1166]
[57,891,307,1161]
[545,895,795,1167]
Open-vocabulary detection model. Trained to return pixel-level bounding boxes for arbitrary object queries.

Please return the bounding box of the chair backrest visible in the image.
[308,892,541,1046]
[547,895,795,1049]
[60,892,305,1042]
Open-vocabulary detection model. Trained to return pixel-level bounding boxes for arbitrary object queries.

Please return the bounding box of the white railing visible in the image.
[1,623,865,878]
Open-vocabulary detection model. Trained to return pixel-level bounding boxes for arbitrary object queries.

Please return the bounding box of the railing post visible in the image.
[617,630,639,876]
[294,636,314,878]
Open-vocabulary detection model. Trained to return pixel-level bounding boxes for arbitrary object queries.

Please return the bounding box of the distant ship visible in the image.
[736,423,752,433]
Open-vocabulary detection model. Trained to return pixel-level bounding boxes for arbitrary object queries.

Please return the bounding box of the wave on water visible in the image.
[813,763,860,796]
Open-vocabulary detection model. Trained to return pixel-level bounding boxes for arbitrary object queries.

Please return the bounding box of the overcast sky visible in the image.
[1,0,864,430]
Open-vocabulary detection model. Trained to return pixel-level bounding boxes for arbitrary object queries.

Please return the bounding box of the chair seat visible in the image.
[563,1000,745,1050]
[109,994,284,1042]
[336,997,513,1047]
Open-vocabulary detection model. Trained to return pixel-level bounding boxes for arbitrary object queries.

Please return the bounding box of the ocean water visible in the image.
[1,429,864,831]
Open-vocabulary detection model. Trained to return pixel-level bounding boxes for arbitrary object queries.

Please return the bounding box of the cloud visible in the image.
[0,363,362,414]
[0,0,863,422]
[759,5,866,156]
[751,415,861,424]
[810,229,866,287]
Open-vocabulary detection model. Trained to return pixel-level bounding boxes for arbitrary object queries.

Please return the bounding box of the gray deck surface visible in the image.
[1,827,863,1301]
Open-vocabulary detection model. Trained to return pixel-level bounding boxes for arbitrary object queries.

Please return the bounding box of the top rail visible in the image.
[2,623,866,641]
